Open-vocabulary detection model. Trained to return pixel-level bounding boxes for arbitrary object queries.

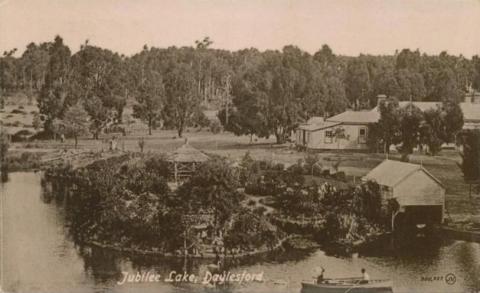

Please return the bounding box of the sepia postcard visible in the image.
[1,1,480,293]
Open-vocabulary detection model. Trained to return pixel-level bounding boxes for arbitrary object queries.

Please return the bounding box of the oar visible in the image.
[343,280,362,293]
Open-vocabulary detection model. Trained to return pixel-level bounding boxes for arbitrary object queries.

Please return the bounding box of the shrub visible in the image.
[287,163,304,176]
[11,129,34,142]
[312,164,323,176]
[273,163,285,171]
[321,169,330,177]
[304,154,321,173]
[11,109,26,114]
[144,155,170,178]
[0,130,9,179]
[247,199,257,206]
[245,170,287,196]
[105,124,125,135]
[253,206,267,215]
[7,152,41,171]
[209,120,222,134]
[334,171,347,182]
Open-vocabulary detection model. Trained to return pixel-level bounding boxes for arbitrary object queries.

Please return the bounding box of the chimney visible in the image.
[377,94,387,107]
[474,92,480,104]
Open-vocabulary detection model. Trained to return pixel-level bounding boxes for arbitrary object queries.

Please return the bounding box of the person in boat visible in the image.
[359,268,370,284]
[316,267,325,284]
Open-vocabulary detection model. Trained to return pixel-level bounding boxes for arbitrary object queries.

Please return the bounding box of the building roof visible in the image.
[460,103,480,122]
[363,159,443,188]
[371,101,442,114]
[297,121,341,131]
[203,110,219,121]
[398,101,442,112]
[307,116,325,124]
[167,142,210,163]
[327,110,380,124]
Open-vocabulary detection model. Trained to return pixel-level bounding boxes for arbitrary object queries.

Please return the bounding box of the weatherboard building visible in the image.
[363,160,446,231]
[295,92,480,151]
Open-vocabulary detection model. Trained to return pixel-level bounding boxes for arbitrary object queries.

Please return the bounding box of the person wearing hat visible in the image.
[316,267,325,284]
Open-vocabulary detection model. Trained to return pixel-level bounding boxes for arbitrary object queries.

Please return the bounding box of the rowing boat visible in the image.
[301,278,393,293]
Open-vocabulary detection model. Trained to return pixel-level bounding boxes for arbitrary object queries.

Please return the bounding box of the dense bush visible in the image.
[11,109,26,114]
[46,155,177,250]
[144,155,170,178]
[0,130,9,181]
[7,152,42,171]
[223,208,280,251]
[245,170,287,196]
[177,157,244,226]
[11,129,35,142]
[333,171,346,182]
[209,120,222,134]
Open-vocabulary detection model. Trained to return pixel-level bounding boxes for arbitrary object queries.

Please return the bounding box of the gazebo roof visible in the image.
[167,142,210,163]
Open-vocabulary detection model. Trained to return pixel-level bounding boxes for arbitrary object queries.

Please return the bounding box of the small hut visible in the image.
[167,140,210,183]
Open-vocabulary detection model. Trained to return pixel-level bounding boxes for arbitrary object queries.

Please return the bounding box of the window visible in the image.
[325,130,333,144]
[358,127,367,144]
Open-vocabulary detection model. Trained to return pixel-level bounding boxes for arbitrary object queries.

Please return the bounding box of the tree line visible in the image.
[1,35,480,143]
[368,96,464,160]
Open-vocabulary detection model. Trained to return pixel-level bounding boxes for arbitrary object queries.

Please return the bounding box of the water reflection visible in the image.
[1,172,480,293]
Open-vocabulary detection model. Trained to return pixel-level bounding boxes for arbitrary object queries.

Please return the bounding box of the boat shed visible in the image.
[363,160,446,230]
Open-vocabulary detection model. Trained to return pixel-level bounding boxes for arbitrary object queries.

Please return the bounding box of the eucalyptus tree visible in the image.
[20,42,50,97]
[133,70,165,135]
[70,42,126,139]
[163,62,201,138]
[62,102,90,148]
[38,36,72,136]
[345,57,372,109]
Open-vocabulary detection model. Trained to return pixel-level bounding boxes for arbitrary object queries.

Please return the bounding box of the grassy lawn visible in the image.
[7,126,479,222]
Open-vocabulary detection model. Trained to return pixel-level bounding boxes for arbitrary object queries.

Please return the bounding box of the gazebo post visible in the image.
[174,162,178,184]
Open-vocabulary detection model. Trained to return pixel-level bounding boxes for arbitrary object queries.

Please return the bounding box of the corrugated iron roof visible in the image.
[371,101,442,114]
[460,103,480,122]
[307,116,325,124]
[297,121,341,131]
[363,159,443,188]
[327,110,380,124]
[398,101,442,112]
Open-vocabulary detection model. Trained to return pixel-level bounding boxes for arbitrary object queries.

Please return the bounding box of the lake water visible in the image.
[1,172,479,293]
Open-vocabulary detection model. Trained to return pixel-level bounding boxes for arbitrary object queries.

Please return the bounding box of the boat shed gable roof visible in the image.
[363,159,444,188]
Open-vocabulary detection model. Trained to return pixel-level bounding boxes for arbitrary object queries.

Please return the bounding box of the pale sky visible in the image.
[1,0,480,57]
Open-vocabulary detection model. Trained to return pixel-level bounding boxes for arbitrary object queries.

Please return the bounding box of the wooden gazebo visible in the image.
[167,141,210,183]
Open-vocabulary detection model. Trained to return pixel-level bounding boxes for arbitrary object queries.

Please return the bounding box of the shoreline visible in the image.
[81,235,296,259]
